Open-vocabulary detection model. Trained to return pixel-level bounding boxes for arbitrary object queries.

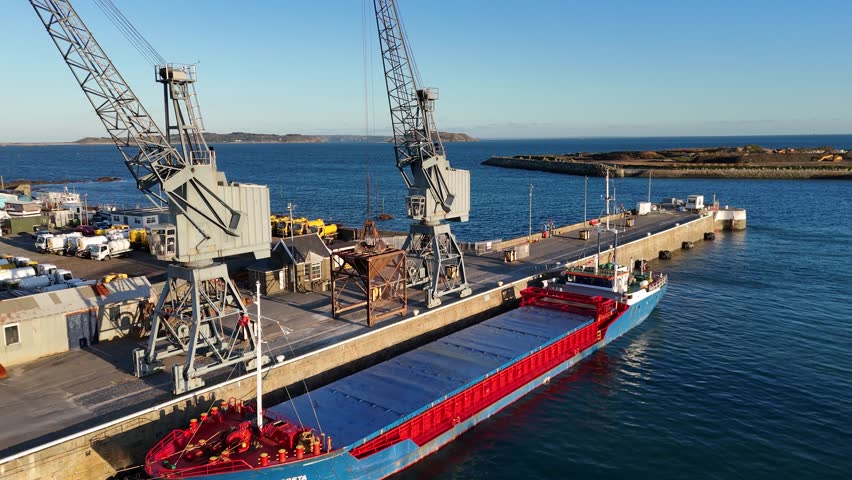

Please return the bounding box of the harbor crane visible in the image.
[373,0,472,307]
[29,0,271,394]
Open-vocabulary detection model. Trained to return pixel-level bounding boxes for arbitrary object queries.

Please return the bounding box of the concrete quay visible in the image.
[0,209,723,479]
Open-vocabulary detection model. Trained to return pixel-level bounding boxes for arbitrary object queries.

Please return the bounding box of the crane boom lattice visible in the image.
[374,0,472,307]
[30,0,271,394]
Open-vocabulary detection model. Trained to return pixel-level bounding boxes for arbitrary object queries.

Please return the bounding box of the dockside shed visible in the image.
[0,277,152,367]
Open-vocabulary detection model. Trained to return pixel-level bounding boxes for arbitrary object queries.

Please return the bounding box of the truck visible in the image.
[35,233,54,252]
[271,215,307,237]
[89,238,132,261]
[0,267,37,284]
[17,269,74,290]
[297,219,338,239]
[44,235,65,254]
[128,228,148,250]
[73,235,108,258]
[11,256,38,268]
[36,263,58,276]
[45,234,79,255]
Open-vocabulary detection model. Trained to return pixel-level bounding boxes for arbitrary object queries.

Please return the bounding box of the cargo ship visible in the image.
[145,259,667,479]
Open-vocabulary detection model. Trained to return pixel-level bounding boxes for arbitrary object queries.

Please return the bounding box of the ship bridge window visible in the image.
[4,324,20,346]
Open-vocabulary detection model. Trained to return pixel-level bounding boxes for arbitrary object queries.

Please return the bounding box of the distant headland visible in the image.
[483,145,852,179]
[68,131,478,145]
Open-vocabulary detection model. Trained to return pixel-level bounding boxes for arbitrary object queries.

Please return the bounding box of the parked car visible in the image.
[75,225,96,236]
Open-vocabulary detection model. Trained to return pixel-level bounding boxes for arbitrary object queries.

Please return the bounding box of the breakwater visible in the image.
[483,156,852,179]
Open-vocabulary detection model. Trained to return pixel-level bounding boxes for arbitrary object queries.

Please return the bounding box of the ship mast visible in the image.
[605,168,611,230]
[255,280,263,428]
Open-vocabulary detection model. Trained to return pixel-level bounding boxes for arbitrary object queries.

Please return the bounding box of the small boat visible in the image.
[376,197,393,221]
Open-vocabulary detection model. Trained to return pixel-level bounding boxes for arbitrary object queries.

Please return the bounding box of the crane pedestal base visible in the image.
[132,263,258,394]
[404,223,471,309]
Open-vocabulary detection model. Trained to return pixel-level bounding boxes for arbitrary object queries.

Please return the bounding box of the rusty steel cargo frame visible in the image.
[331,249,407,327]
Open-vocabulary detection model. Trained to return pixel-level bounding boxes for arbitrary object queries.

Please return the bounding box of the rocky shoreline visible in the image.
[2,176,121,189]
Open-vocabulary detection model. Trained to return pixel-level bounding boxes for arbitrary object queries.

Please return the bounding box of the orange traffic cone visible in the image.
[0,363,7,380]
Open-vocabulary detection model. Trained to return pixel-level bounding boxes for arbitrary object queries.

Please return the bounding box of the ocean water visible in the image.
[1,135,851,478]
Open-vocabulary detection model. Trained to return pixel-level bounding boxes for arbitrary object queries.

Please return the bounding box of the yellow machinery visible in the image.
[817,154,843,162]
[270,215,307,237]
[129,228,148,249]
[95,224,130,236]
[297,219,338,238]
[101,273,129,283]
[271,215,338,239]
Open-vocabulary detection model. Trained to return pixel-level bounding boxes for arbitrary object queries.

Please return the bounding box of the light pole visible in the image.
[647,169,652,203]
[583,176,588,227]
[528,183,534,242]
[287,202,296,290]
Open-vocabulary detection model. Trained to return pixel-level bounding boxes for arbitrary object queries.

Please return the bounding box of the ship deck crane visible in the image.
[373,0,472,307]
[29,0,271,394]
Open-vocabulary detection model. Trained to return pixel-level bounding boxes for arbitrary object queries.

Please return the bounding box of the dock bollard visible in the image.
[313,440,321,456]
[259,453,269,466]
[200,412,208,423]
[296,445,305,459]
[278,449,287,462]
[189,418,198,432]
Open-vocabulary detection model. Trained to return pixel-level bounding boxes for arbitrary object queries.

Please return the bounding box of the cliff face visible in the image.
[204,132,323,143]
[436,132,477,142]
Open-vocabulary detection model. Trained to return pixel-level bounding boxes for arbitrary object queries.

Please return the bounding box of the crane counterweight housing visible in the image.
[407,166,469,222]
[149,175,272,263]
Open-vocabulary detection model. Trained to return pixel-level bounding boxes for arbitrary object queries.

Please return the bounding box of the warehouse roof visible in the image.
[0,276,152,325]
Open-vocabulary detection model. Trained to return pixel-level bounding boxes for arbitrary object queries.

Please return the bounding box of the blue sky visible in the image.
[1,0,850,142]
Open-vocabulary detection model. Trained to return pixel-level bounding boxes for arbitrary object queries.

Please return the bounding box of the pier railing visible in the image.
[459,239,502,256]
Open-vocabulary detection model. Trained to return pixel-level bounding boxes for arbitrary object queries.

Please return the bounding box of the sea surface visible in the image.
[1,135,851,478]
